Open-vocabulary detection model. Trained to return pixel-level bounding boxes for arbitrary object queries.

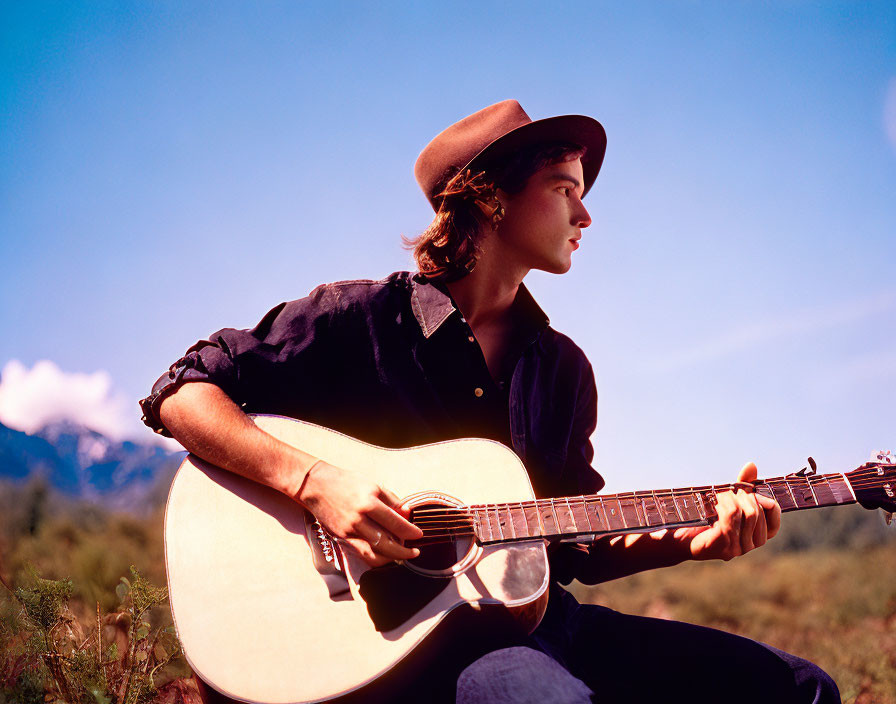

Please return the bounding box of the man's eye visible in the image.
[559,187,570,196]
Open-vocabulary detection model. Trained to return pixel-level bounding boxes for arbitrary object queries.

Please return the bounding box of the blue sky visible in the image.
[1,1,894,492]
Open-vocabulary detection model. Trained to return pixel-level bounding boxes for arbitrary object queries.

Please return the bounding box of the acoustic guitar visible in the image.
[163,415,895,704]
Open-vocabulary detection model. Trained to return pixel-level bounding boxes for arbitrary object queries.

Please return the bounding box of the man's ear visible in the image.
[474,190,507,230]
[472,198,497,219]
[474,187,509,212]
[494,187,509,211]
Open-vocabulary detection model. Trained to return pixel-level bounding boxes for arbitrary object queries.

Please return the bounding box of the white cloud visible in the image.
[0,359,138,439]
[886,77,896,154]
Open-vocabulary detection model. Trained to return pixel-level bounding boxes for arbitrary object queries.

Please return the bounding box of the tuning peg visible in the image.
[872,450,893,464]
[791,457,817,478]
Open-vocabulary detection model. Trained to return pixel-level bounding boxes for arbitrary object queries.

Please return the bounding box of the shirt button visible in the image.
[474,387,484,397]
[467,335,475,342]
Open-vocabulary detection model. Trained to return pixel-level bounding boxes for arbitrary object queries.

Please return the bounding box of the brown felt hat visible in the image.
[415,99,607,211]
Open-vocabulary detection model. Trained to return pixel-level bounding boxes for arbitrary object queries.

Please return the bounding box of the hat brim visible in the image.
[461,114,607,199]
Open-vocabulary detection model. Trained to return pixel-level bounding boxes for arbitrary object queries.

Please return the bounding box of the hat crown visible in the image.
[414,100,532,203]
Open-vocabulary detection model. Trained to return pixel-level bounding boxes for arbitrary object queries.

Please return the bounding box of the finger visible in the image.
[715,493,740,558]
[753,494,768,548]
[736,490,757,552]
[345,538,392,567]
[757,492,782,539]
[735,490,760,552]
[737,461,758,484]
[381,488,413,519]
[358,518,421,561]
[372,492,424,540]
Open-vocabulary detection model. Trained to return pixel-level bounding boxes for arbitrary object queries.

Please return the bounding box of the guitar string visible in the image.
[409,470,891,521]
[407,475,893,538]
[410,490,894,541]
[406,472,890,518]
[410,490,886,528]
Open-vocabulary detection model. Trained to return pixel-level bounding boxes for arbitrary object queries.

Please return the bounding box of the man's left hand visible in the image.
[674,462,782,561]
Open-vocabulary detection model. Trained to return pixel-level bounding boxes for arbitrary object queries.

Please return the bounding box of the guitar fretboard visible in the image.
[466,472,857,545]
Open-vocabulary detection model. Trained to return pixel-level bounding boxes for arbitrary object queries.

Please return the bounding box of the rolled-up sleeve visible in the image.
[139,284,337,436]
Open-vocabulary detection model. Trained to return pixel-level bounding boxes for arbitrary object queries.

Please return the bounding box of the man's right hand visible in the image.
[158,383,423,568]
[297,461,424,567]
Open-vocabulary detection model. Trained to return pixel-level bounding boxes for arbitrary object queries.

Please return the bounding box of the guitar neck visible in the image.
[464,471,858,545]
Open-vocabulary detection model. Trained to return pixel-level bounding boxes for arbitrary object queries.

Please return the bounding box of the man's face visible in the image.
[493,157,592,275]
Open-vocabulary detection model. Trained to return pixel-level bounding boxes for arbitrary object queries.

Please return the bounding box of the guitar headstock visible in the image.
[845,451,896,519]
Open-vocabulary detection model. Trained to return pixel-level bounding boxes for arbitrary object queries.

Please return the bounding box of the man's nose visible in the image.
[574,201,592,229]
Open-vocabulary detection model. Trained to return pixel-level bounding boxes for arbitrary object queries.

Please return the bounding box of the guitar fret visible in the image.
[831,474,857,504]
[619,495,640,528]
[476,507,492,542]
[632,493,647,527]
[755,484,777,509]
[787,477,818,509]
[695,489,717,521]
[643,491,663,527]
[633,493,647,526]
[622,492,644,527]
[585,498,609,533]
[511,503,530,538]
[572,497,594,534]
[807,475,837,507]
[673,492,702,522]
[805,476,820,506]
[657,491,683,524]
[554,499,577,534]
[604,497,626,531]
[488,505,504,540]
[566,498,582,534]
[501,505,516,539]
[538,500,560,537]
[782,480,799,509]
[631,493,645,526]
[522,502,541,537]
[765,481,797,511]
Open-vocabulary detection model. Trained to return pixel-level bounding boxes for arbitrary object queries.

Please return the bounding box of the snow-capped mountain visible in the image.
[0,420,183,510]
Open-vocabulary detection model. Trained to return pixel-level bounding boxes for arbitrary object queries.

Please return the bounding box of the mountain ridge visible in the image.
[0,420,183,511]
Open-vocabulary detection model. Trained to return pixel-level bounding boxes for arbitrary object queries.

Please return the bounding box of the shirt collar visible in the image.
[410,273,550,340]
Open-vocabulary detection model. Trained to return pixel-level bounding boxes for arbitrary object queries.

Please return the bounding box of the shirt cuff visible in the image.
[138,352,209,437]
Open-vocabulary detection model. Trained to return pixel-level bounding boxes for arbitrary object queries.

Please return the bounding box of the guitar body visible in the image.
[166,414,894,703]
[164,415,550,704]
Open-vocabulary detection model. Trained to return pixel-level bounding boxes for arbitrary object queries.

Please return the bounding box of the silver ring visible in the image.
[372,531,383,548]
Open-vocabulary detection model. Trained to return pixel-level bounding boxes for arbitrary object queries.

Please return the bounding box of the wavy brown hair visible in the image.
[406,142,587,281]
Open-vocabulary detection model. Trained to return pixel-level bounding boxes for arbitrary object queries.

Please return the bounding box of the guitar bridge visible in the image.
[304,511,352,601]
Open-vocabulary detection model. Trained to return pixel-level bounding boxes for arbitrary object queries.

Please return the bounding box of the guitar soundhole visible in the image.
[406,502,476,573]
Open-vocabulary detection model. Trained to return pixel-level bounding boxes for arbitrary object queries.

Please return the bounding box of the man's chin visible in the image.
[543,259,573,275]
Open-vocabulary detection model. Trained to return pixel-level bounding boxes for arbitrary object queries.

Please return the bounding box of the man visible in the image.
[141,100,839,702]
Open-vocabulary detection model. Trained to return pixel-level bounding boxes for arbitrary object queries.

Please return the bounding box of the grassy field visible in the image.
[1,480,893,703]
[569,544,896,704]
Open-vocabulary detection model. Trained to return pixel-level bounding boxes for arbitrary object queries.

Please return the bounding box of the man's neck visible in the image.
[444,251,528,330]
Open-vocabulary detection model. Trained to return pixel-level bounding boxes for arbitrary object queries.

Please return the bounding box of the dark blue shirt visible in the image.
[140,271,603,503]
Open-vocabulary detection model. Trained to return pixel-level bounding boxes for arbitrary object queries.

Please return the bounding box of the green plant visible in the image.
[0,566,189,704]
